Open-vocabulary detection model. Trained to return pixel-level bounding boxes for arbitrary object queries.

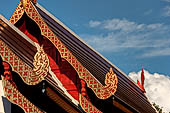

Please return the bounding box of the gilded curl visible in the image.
[32,45,49,82]
[80,68,118,100]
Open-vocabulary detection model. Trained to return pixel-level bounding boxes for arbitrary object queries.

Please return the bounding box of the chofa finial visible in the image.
[21,0,26,9]
[21,0,37,9]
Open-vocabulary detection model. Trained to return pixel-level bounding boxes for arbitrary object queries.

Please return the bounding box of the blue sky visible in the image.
[0,0,170,76]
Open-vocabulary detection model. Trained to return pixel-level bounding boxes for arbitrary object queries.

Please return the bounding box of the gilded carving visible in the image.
[21,0,27,9]
[32,45,49,82]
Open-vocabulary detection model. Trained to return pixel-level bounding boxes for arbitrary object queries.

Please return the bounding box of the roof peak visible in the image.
[21,0,37,8]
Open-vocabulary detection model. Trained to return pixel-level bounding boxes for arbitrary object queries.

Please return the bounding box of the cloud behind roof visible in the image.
[128,70,170,112]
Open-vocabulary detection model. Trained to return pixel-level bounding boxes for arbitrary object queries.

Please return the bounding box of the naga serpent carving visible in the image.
[81,67,118,100]
[32,45,49,82]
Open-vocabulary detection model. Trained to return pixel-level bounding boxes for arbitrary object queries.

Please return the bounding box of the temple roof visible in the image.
[0,15,82,112]
[0,1,157,112]
[34,3,156,113]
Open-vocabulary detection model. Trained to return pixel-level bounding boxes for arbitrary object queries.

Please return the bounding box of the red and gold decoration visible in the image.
[1,62,43,113]
[33,45,49,83]
[0,40,49,85]
[10,0,118,100]
[3,62,12,81]
[9,1,24,24]
[80,79,90,100]
[79,94,102,113]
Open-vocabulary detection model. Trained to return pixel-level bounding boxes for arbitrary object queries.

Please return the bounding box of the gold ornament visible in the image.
[32,45,49,81]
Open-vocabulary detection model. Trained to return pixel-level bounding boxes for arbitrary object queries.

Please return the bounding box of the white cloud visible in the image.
[81,18,170,57]
[146,24,163,29]
[128,70,170,113]
[102,19,139,32]
[144,9,153,15]
[89,20,101,27]
[163,6,170,17]
[142,47,170,57]
[162,0,170,2]
[88,19,164,32]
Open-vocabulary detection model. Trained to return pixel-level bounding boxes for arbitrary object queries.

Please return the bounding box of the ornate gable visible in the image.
[0,0,119,112]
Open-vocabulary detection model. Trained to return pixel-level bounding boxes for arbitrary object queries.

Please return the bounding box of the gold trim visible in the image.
[32,45,49,82]
[79,94,102,113]
[21,0,27,9]
[94,68,118,99]
[9,1,24,24]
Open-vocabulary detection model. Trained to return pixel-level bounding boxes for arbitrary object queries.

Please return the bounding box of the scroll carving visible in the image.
[32,45,49,83]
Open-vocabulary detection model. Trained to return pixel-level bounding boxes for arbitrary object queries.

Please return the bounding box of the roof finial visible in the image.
[21,0,37,9]
[137,68,146,93]
[21,0,26,9]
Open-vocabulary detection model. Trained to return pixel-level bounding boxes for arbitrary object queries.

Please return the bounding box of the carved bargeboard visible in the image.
[0,40,49,85]
[9,0,118,100]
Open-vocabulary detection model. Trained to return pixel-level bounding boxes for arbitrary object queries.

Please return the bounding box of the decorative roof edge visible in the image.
[1,70,44,113]
[35,3,142,93]
[0,16,79,106]
[9,0,118,99]
[0,40,48,85]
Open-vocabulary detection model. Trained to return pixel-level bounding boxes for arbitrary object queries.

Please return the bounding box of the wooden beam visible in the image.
[113,100,133,113]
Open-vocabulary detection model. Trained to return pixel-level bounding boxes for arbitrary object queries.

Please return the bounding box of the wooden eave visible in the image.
[35,4,157,113]
[0,15,82,113]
